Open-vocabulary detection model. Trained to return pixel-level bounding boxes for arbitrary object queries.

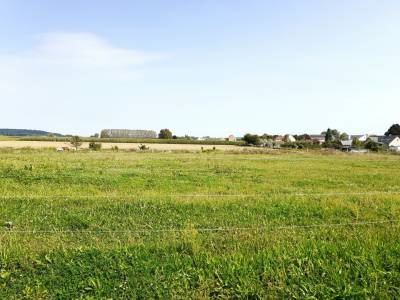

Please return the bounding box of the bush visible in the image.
[281,141,321,150]
[322,140,342,149]
[138,144,149,151]
[70,136,82,150]
[89,142,102,151]
[364,139,379,152]
[352,137,363,149]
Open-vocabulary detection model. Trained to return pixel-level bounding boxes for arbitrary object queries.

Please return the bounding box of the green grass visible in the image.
[1,149,400,298]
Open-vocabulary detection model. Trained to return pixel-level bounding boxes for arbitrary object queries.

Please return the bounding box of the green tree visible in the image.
[331,129,340,140]
[339,132,349,141]
[243,133,261,146]
[100,130,110,138]
[158,129,173,139]
[352,137,363,149]
[385,124,400,136]
[325,128,334,142]
[364,138,379,152]
[70,136,82,150]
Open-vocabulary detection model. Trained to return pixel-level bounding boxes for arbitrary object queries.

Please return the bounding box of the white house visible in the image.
[283,134,296,142]
[378,136,400,152]
[350,134,369,142]
[388,137,400,152]
[227,135,236,142]
[288,135,296,142]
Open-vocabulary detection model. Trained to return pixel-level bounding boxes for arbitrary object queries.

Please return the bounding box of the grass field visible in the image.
[1,149,400,298]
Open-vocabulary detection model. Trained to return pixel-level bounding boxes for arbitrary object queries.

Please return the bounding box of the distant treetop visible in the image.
[158,129,173,139]
[100,129,157,139]
[385,124,400,136]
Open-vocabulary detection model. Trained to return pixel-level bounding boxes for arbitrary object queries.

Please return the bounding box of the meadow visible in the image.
[1,148,400,299]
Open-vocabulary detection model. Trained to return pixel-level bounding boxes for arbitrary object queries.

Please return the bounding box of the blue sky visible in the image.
[1,0,399,137]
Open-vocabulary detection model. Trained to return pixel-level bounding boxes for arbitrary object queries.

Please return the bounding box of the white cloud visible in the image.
[31,32,161,68]
[0,32,163,86]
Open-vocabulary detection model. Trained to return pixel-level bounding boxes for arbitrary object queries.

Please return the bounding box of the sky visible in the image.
[0,0,399,137]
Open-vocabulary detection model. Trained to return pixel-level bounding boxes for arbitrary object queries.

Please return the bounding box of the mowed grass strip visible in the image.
[0,149,400,298]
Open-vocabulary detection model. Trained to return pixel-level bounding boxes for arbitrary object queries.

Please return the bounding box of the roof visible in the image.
[350,135,365,139]
[341,140,352,147]
[309,135,325,140]
[378,135,400,145]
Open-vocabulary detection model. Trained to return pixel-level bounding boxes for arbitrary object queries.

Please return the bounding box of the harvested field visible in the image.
[0,140,244,151]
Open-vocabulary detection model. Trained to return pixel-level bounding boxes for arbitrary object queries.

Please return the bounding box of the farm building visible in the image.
[100,129,157,139]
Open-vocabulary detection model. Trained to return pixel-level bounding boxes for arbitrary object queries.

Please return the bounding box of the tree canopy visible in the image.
[325,129,334,142]
[158,129,173,139]
[70,136,82,150]
[243,134,261,145]
[385,124,400,136]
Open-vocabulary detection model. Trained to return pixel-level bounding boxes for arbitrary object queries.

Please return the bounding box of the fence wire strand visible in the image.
[1,190,400,201]
[1,219,399,235]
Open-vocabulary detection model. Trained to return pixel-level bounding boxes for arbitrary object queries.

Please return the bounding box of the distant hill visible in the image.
[0,128,63,137]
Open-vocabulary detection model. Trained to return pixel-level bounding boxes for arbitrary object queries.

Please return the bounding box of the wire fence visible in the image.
[1,219,399,235]
[1,190,400,201]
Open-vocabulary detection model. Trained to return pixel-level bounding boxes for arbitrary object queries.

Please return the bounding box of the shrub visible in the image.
[364,138,379,152]
[322,140,342,149]
[352,137,363,149]
[281,141,321,150]
[138,144,149,151]
[89,142,102,151]
[70,136,82,150]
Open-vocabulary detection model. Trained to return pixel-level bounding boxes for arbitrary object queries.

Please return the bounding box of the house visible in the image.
[227,135,236,142]
[368,135,382,143]
[378,136,400,151]
[309,135,325,144]
[350,134,369,142]
[283,134,296,142]
[287,135,296,142]
[311,135,326,144]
